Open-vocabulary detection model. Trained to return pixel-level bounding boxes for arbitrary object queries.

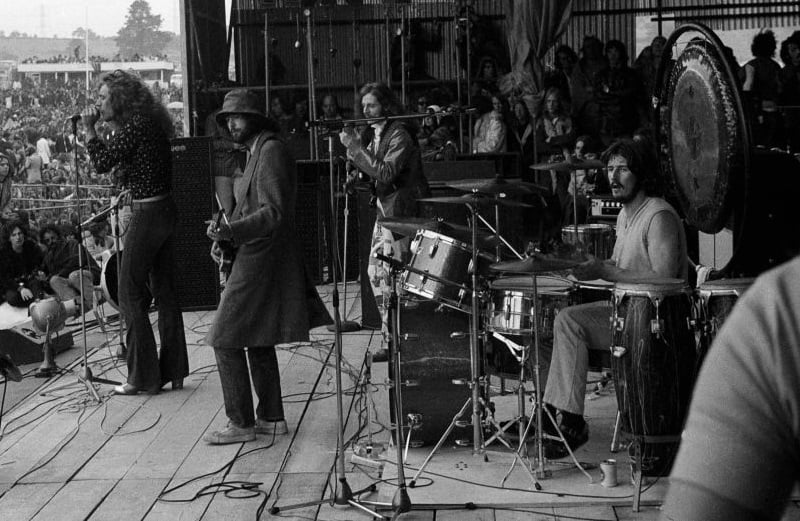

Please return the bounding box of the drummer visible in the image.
[339,82,431,361]
[542,137,688,459]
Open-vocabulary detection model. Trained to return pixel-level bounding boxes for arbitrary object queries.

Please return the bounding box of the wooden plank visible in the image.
[260,472,328,521]
[18,396,141,483]
[31,479,116,521]
[496,507,557,521]
[0,483,62,520]
[556,505,616,520]
[74,383,199,480]
[144,476,223,521]
[88,478,169,521]
[437,509,496,520]
[201,472,276,521]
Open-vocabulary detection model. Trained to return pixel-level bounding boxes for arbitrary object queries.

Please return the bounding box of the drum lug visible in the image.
[612,316,625,331]
[428,236,439,257]
[407,413,423,429]
[650,319,664,335]
[611,345,627,358]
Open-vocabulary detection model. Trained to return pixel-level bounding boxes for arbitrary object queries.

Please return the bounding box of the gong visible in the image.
[655,24,750,235]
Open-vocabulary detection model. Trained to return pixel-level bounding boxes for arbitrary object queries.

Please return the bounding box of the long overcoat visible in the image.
[206,130,331,348]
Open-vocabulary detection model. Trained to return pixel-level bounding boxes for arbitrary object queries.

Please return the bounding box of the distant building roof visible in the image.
[17,61,175,74]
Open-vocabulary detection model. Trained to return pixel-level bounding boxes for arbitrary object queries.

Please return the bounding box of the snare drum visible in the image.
[611,279,696,477]
[484,276,577,376]
[562,224,615,259]
[400,230,473,311]
[695,277,754,361]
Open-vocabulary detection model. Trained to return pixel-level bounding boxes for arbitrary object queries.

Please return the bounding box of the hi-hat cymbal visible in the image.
[488,255,582,274]
[446,177,548,195]
[378,216,502,248]
[529,157,605,171]
[418,193,533,208]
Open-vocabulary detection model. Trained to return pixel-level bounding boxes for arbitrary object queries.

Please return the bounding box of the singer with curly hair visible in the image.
[82,69,188,395]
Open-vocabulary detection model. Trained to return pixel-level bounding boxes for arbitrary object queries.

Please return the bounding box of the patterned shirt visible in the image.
[87,113,172,199]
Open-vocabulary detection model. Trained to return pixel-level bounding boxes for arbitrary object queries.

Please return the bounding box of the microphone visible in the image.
[67,114,82,122]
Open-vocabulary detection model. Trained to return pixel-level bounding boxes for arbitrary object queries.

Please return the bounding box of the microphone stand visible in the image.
[268,134,381,519]
[70,117,119,399]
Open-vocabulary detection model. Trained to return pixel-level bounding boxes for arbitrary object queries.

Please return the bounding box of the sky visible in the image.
[0,0,181,39]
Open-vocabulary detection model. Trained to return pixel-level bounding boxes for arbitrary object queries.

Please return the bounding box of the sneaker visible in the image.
[255,418,288,435]
[203,423,256,445]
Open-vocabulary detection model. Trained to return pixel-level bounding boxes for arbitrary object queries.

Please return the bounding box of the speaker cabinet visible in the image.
[170,137,219,310]
[0,322,73,365]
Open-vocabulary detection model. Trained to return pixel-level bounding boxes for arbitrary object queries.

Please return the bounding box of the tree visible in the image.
[72,27,99,39]
[116,0,171,59]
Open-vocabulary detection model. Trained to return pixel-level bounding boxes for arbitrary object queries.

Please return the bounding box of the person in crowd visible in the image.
[82,69,188,395]
[418,106,458,161]
[321,93,343,121]
[39,224,98,312]
[571,36,608,142]
[595,39,642,145]
[740,29,783,147]
[635,35,675,124]
[35,129,52,169]
[472,93,507,153]
[539,86,576,213]
[204,89,331,444]
[542,138,687,459]
[779,32,800,152]
[82,221,114,265]
[564,134,607,224]
[0,220,46,307]
[474,56,502,94]
[268,94,293,136]
[507,98,536,168]
[0,150,14,218]
[660,254,800,521]
[339,82,431,362]
[24,145,43,184]
[545,45,579,103]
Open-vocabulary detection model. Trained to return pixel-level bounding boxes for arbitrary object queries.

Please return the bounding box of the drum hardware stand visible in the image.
[269,137,384,521]
[476,212,524,260]
[523,274,593,482]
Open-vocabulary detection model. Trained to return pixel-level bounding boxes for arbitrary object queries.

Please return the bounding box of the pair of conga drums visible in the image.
[610,277,753,476]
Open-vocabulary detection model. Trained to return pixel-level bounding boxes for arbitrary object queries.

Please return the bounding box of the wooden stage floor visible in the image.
[1,282,798,521]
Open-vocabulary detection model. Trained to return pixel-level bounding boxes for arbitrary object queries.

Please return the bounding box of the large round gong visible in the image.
[657,27,749,234]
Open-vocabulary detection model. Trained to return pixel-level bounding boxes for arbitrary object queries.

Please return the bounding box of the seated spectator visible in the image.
[419,106,457,161]
[538,86,576,210]
[40,224,99,312]
[82,221,114,265]
[0,220,46,307]
[779,32,800,152]
[472,93,507,153]
[507,98,535,168]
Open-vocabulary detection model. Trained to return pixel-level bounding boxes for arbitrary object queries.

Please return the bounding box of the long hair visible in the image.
[100,70,174,138]
[601,138,662,196]
[359,82,403,117]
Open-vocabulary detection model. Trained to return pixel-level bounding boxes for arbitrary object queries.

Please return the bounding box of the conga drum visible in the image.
[611,279,696,476]
[695,277,754,364]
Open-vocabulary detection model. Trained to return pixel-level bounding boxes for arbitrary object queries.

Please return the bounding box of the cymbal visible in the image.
[378,216,502,248]
[529,157,605,171]
[418,193,533,208]
[488,255,582,274]
[445,177,548,195]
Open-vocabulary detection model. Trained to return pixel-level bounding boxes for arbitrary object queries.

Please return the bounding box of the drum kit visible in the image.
[379,164,756,487]
[379,174,603,484]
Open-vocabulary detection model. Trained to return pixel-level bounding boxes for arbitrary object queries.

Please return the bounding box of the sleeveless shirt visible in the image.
[611,196,688,281]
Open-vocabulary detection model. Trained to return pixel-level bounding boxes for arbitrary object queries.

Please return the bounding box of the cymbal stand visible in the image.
[476,213,523,260]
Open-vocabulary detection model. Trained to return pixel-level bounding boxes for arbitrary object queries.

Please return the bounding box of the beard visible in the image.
[610,178,640,204]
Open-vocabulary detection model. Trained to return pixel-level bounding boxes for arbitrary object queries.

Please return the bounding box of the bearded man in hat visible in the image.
[204,89,332,444]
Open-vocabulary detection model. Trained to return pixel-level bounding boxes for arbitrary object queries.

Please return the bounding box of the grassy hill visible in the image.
[0,35,182,65]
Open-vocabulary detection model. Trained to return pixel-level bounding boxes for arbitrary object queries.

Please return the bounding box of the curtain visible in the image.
[503,0,574,93]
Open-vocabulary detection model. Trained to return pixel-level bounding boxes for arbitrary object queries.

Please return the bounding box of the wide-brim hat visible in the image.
[216,89,269,127]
